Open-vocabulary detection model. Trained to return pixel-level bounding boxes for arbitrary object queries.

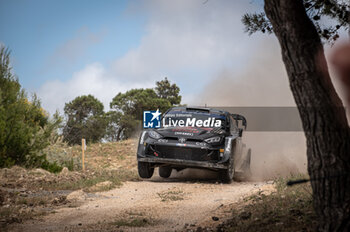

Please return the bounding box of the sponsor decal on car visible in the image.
[174,132,194,136]
[172,127,200,133]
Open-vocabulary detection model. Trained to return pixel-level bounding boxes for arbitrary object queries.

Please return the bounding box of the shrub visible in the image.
[0,45,61,168]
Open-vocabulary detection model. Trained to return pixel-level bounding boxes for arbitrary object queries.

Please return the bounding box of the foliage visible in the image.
[108,78,181,140]
[109,88,170,140]
[110,88,171,121]
[0,45,61,168]
[155,77,181,105]
[63,94,107,145]
[39,160,63,173]
[242,0,349,43]
[103,110,122,142]
[242,12,272,35]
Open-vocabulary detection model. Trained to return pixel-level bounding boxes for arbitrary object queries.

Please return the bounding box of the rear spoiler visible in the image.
[231,114,247,130]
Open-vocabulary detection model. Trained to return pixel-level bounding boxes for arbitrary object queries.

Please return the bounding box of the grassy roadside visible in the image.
[0,139,140,228]
[217,175,317,232]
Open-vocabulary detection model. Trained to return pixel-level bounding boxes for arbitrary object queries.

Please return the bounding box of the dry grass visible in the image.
[111,218,154,228]
[157,189,185,202]
[217,174,317,232]
[0,139,140,228]
[109,210,156,228]
[43,139,138,172]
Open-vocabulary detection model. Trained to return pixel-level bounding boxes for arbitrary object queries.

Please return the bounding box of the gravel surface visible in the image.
[8,169,274,232]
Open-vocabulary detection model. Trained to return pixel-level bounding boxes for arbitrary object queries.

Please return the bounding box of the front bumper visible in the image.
[137,134,228,170]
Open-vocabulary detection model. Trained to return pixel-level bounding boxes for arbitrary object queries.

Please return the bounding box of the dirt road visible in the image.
[9,169,274,232]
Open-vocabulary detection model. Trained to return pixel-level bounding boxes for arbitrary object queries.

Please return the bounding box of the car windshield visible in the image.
[162,110,226,128]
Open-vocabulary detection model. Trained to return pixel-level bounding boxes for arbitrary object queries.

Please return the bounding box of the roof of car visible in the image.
[169,106,228,115]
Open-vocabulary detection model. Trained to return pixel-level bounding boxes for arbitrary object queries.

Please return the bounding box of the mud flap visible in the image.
[233,144,251,181]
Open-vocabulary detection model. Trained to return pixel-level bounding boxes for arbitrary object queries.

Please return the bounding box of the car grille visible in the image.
[150,145,219,162]
[163,137,203,143]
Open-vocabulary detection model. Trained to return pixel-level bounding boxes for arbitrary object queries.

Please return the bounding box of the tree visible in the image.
[0,45,61,167]
[103,111,122,142]
[63,95,106,145]
[108,78,182,141]
[155,77,181,105]
[242,0,349,44]
[109,88,171,140]
[243,1,350,230]
[111,88,171,120]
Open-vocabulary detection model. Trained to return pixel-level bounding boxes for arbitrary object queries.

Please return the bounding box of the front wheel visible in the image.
[159,166,172,178]
[138,161,154,179]
[219,157,234,183]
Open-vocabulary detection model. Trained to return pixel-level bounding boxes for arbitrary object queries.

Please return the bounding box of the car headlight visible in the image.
[205,136,221,143]
[148,130,163,139]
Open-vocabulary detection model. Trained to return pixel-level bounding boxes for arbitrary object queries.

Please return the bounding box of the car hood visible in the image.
[155,126,226,140]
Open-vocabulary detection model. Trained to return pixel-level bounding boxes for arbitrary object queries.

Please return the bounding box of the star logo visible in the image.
[150,109,161,121]
[143,109,162,128]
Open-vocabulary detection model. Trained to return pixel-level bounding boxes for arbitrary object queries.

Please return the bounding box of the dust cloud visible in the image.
[244,132,307,180]
[166,39,348,181]
[197,39,308,180]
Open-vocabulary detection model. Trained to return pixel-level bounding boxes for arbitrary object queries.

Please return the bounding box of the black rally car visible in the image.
[136,107,251,182]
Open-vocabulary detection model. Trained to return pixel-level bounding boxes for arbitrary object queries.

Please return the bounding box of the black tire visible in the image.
[219,157,234,183]
[159,166,172,178]
[138,161,154,179]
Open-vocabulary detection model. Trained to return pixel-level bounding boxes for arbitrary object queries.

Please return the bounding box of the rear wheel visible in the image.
[138,161,154,178]
[159,166,172,178]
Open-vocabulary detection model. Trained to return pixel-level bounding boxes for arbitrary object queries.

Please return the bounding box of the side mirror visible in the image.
[231,114,247,130]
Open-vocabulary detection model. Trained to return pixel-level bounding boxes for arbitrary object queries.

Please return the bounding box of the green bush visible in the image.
[0,45,61,168]
[40,159,63,173]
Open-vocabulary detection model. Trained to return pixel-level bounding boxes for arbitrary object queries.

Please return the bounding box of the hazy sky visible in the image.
[1,0,297,114]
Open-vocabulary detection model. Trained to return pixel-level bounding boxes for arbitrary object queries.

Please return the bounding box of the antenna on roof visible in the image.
[205,103,207,107]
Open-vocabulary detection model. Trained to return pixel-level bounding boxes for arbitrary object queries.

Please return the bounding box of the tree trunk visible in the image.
[264,0,350,231]
[116,127,123,141]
